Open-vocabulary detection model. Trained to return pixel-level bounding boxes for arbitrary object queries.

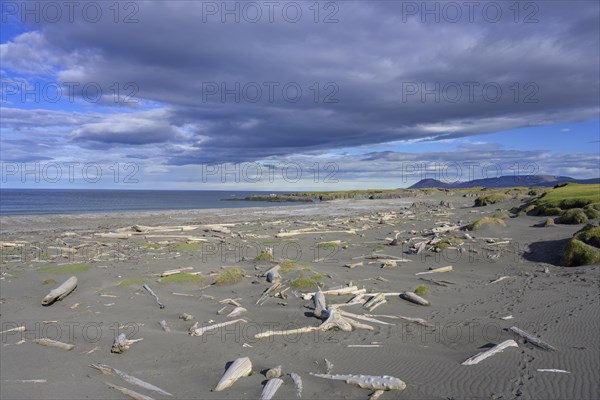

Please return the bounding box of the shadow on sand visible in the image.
[523,238,570,266]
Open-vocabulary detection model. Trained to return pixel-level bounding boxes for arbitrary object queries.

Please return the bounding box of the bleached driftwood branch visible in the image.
[188,319,246,337]
[509,326,557,351]
[33,338,75,351]
[461,339,518,365]
[89,364,172,396]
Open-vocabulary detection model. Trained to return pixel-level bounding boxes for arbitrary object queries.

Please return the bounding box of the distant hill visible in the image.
[409,175,600,189]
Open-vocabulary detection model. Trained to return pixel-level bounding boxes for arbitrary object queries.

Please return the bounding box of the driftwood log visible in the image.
[214,357,252,391]
[41,276,77,305]
[461,339,519,365]
[510,326,557,351]
[415,265,453,276]
[89,364,172,396]
[189,319,246,337]
[105,382,154,400]
[309,373,406,392]
[400,291,430,306]
[290,373,303,398]
[260,378,283,400]
[313,291,327,317]
[33,338,75,351]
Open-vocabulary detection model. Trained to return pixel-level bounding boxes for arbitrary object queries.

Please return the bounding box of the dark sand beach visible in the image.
[1,192,599,400]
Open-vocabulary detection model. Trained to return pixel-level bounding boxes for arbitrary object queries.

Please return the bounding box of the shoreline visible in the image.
[0,198,415,234]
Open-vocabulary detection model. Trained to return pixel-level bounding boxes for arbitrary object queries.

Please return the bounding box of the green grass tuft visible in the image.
[36,264,92,274]
[289,273,324,289]
[491,210,510,219]
[474,194,509,206]
[371,243,386,251]
[414,284,428,296]
[42,278,57,285]
[435,237,463,251]
[575,225,600,248]
[161,273,204,285]
[173,242,204,252]
[467,217,506,231]
[556,208,588,224]
[564,238,600,267]
[318,241,338,248]
[118,277,148,286]
[255,251,274,261]
[214,268,245,285]
[584,204,600,219]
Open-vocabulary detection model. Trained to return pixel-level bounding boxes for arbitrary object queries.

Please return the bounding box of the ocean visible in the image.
[0,189,306,215]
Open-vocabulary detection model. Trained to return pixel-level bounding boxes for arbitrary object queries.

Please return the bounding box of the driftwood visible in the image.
[143,285,165,309]
[510,326,557,351]
[537,369,570,373]
[0,325,25,334]
[313,291,327,317]
[290,373,303,398]
[365,254,410,262]
[214,357,252,391]
[260,378,284,400]
[111,333,143,353]
[255,325,319,339]
[227,307,247,318]
[345,261,363,269]
[95,232,130,239]
[105,382,154,400]
[89,364,172,396]
[364,294,386,312]
[324,359,334,373]
[159,320,170,332]
[415,265,453,275]
[111,333,142,353]
[219,298,243,307]
[256,282,283,305]
[189,319,246,337]
[461,339,519,365]
[266,365,282,379]
[381,260,398,268]
[255,307,374,339]
[488,276,511,284]
[370,389,385,400]
[179,313,194,321]
[309,373,406,391]
[400,292,430,306]
[418,277,454,286]
[276,229,355,238]
[301,286,359,300]
[383,314,432,327]
[267,269,282,283]
[32,338,75,351]
[337,310,393,326]
[159,267,194,277]
[41,276,77,305]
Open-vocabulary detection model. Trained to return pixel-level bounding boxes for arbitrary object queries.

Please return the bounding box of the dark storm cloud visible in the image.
[1,0,598,164]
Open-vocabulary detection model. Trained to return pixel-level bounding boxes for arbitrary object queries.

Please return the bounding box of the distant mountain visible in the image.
[409,175,600,189]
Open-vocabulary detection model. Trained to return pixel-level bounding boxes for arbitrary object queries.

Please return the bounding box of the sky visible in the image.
[1,0,599,190]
